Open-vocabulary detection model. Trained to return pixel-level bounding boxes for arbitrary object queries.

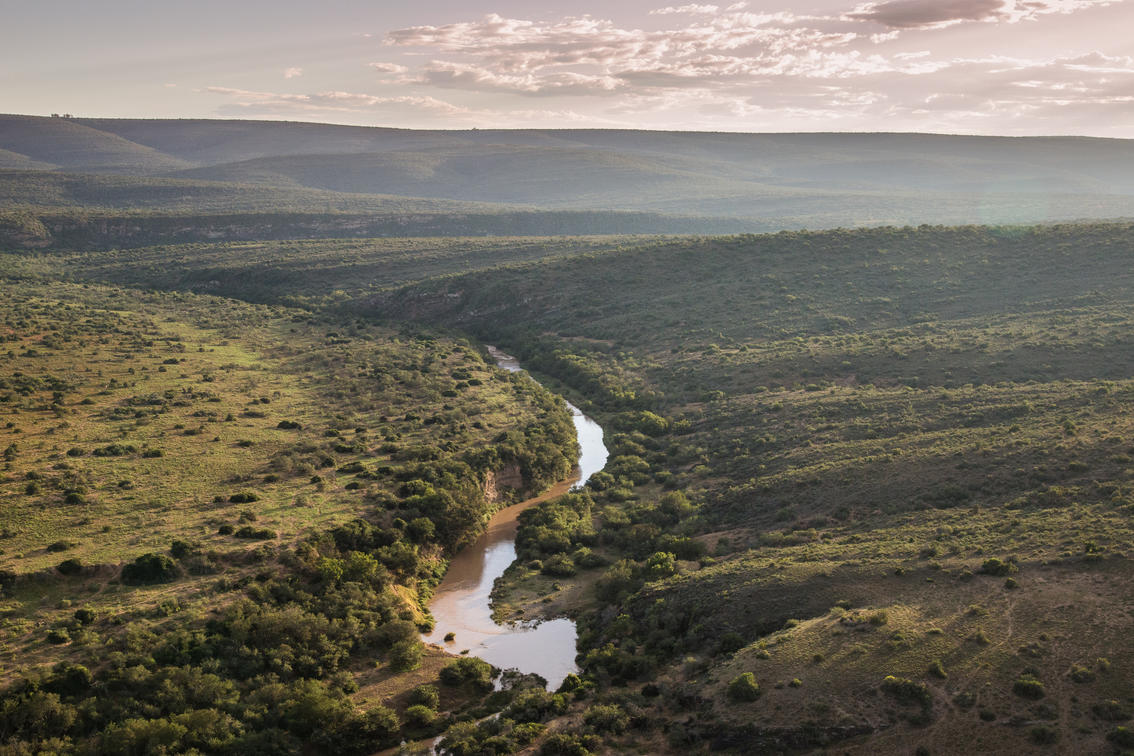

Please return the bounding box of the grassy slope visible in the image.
[0,116,193,174]
[0,170,519,215]
[21,236,652,306]
[0,277,575,705]
[376,222,1134,753]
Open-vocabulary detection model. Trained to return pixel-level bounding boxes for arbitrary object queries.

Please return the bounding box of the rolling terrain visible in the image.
[1,116,1134,754]
[375,222,1134,753]
[3,115,1134,236]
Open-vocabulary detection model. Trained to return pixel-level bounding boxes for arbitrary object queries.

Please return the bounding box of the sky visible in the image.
[3,0,1133,135]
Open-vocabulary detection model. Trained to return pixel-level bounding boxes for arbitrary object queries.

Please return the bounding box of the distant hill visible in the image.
[0,115,193,173]
[2,114,1133,230]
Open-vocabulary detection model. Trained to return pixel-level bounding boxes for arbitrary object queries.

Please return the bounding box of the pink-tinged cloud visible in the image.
[416,61,622,96]
[370,62,409,74]
[284,67,303,79]
[845,0,1120,29]
[650,4,722,14]
[203,86,468,116]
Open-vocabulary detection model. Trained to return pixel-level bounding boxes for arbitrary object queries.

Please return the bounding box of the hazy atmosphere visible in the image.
[5,0,1133,134]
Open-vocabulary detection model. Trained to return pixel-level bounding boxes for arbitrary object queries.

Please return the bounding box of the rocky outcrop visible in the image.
[484,464,524,503]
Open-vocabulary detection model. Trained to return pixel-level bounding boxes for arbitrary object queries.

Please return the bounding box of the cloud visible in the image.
[845,0,1005,29]
[202,86,468,116]
[385,11,861,91]
[650,4,721,14]
[370,62,409,74]
[845,0,1121,29]
[284,67,303,79]
[370,6,1134,135]
[416,61,623,96]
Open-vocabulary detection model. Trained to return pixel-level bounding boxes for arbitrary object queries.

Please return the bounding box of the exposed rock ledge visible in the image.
[484,464,524,503]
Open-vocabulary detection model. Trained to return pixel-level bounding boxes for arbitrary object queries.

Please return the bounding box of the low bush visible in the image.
[727,672,761,702]
[583,704,629,734]
[121,552,178,584]
[881,676,932,708]
[1013,675,1045,700]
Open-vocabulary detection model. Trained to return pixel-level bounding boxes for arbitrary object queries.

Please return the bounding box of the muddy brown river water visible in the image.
[421,346,608,689]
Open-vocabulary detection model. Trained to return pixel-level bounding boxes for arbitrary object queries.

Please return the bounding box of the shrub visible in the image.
[46,628,70,644]
[1069,664,1095,683]
[979,558,1018,576]
[121,553,178,584]
[228,491,259,503]
[56,558,83,576]
[92,443,136,457]
[169,539,200,559]
[409,685,439,709]
[881,676,931,708]
[540,733,595,756]
[235,526,276,540]
[928,659,947,679]
[403,704,436,728]
[727,672,761,702]
[46,540,77,553]
[1109,727,1134,748]
[389,639,423,672]
[541,554,577,577]
[440,657,495,691]
[645,551,677,579]
[217,524,235,535]
[1012,675,1045,700]
[617,410,670,436]
[583,704,629,734]
[1092,699,1131,722]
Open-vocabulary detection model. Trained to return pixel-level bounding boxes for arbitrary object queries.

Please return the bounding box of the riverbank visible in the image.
[421,347,608,690]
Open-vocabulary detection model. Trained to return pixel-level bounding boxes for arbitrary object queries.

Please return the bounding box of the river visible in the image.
[420,346,608,690]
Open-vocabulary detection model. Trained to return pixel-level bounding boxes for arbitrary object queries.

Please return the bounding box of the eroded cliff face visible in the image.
[483,464,524,503]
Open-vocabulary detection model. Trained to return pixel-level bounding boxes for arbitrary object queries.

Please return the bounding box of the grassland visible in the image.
[3,215,1134,753]
[0,274,579,753]
[1,236,654,307]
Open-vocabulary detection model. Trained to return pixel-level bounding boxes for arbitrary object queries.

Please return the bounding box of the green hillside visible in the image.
[0,170,514,215]
[374,222,1134,753]
[15,236,650,306]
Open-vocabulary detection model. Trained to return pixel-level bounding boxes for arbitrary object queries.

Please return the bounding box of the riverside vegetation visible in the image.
[1,125,1133,752]
[375,223,1134,754]
[0,277,577,753]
